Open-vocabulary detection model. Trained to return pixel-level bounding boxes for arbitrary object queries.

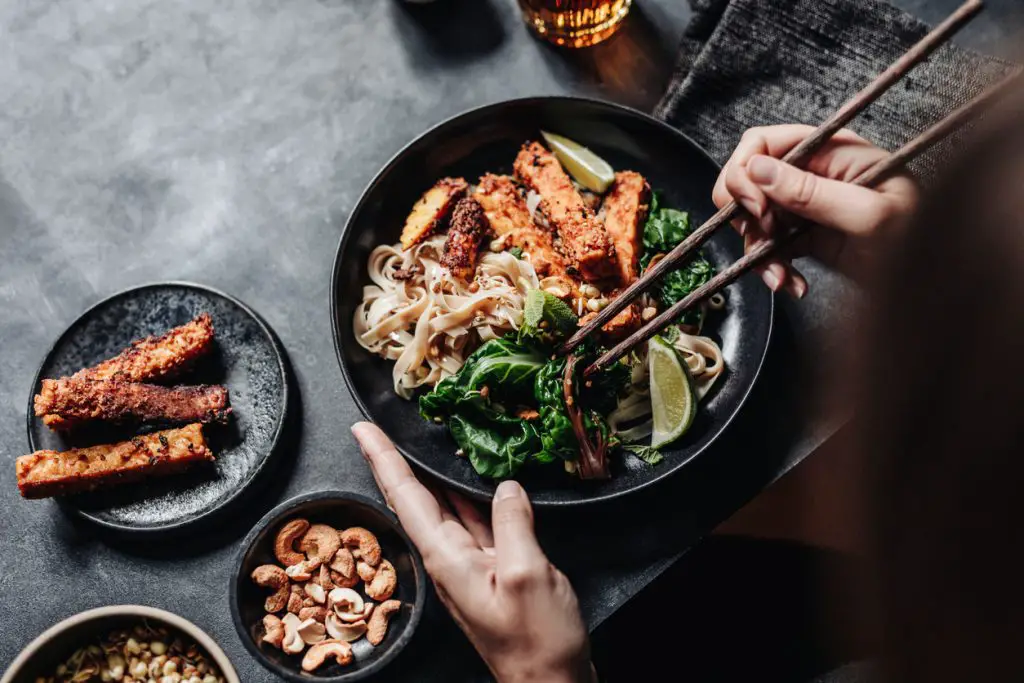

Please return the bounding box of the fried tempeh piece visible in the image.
[35,378,230,429]
[440,198,491,280]
[580,301,641,344]
[600,171,651,286]
[472,174,568,277]
[400,177,469,250]
[513,142,618,283]
[16,423,213,499]
[73,314,215,383]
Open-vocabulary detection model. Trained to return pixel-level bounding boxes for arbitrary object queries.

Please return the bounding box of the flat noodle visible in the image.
[354,234,540,398]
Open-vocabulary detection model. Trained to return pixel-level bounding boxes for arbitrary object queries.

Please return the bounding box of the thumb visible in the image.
[746,155,892,237]
[492,480,548,587]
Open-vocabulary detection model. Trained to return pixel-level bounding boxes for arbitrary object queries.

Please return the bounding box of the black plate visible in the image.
[26,282,290,532]
[331,96,772,506]
[231,490,426,682]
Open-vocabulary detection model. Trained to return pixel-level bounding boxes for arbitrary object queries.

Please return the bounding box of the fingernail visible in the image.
[792,278,808,299]
[738,218,748,236]
[496,480,524,501]
[762,269,781,291]
[761,211,775,235]
[748,156,779,186]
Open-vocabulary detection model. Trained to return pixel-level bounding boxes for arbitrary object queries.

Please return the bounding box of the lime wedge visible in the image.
[541,131,615,193]
[648,336,697,449]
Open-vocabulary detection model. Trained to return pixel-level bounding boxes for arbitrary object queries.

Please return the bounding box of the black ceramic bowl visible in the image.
[331,96,773,506]
[231,490,426,682]
[1,605,240,683]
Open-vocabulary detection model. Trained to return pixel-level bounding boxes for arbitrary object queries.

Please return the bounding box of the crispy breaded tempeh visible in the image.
[35,378,230,429]
[440,198,491,280]
[600,171,651,286]
[472,174,569,278]
[513,142,618,283]
[400,177,469,250]
[74,313,215,383]
[16,424,213,499]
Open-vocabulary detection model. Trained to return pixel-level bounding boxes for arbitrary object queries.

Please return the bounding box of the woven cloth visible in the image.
[654,0,1015,179]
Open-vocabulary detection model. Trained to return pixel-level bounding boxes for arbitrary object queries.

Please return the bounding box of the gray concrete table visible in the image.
[0,0,1016,680]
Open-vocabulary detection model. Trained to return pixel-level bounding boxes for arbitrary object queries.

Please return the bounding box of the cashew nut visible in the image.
[251,564,289,613]
[330,547,356,580]
[340,527,381,567]
[285,560,319,582]
[281,613,305,654]
[262,614,284,649]
[339,604,371,624]
[316,563,334,591]
[274,518,310,567]
[330,568,359,589]
[366,599,402,646]
[304,581,326,604]
[365,559,397,601]
[297,617,327,645]
[328,587,364,617]
[298,605,329,623]
[299,524,342,565]
[356,560,377,583]
[325,613,368,642]
[301,639,352,672]
[287,584,304,614]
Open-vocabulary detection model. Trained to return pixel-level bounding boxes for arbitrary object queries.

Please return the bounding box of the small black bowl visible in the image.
[230,490,426,682]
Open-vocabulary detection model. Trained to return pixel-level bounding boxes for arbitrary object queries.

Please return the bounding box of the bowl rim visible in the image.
[0,604,242,683]
[24,280,292,534]
[329,95,773,506]
[229,489,427,682]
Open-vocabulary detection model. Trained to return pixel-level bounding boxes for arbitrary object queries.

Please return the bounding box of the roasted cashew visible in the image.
[298,605,329,623]
[366,599,402,646]
[330,547,356,579]
[297,617,327,645]
[251,564,289,613]
[287,584,304,614]
[304,582,327,604]
[285,560,319,582]
[356,560,377,583]
[275,518,311,567]
[299,524,342,565]
[328,587,364,617]
[281,613,305,654]
[301,639,353,671]
[262,614,285,649]
[330,569,359,589]
[340,527,381,567]
[326,614,367,642]
[316,563,334,591]
[364,559,397,601]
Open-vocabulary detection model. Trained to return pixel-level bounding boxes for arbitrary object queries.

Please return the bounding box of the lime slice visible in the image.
[648,335,698,449]
[540,131,615,193]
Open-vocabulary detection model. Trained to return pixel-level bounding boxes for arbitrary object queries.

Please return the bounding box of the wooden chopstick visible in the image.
[584,67,1022,377]
[559,0,984,356]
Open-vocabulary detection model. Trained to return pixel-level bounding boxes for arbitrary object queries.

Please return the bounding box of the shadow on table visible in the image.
[530,2,681,110]
[389,0,508,70]
[591,536,873,683]
[58,362,306,559]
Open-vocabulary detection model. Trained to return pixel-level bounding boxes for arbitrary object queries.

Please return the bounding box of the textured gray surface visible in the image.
[0,0,1016,680]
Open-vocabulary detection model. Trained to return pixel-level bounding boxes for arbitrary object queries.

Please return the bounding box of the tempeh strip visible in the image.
[75,313,215,383]
[35,378,230,429]
[599,171,651,286]
[440,197,491,280]
[514,142,618,283]
[15,423,213,499]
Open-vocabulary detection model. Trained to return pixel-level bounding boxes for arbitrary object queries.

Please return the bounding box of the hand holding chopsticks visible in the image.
[558,0,1024,376]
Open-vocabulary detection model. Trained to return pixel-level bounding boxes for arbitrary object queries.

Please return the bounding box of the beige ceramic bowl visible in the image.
[1,605,240,683]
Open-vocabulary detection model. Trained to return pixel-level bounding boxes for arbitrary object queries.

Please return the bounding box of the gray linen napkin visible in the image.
[655,0,1015,179]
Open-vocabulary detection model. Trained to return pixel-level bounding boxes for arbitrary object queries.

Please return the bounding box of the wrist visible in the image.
[498,661,596,683]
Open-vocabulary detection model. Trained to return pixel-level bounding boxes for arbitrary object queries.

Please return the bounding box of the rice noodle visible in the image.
[353,234,539,398]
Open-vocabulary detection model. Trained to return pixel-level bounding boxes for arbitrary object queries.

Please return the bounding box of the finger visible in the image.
[760,260,787,293]
[446,489,494,549]
[352,422,460,548]
[491,480,548,588]
[745,155,900,237]
[423,477,462,527]
[782,263,808,299]
[725,154,767,218]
